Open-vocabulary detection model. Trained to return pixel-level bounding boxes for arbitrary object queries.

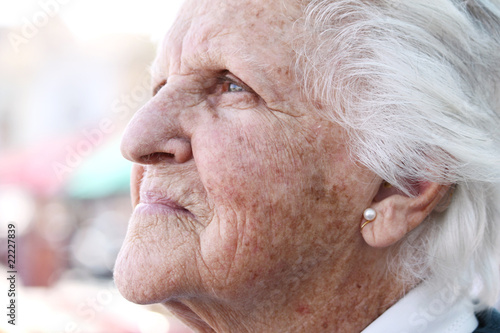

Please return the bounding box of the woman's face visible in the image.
[115,0,376,309]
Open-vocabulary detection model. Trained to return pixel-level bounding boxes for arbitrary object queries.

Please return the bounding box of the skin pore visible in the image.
[113,0,433,331]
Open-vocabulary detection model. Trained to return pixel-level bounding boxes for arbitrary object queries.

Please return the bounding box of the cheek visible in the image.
[191,120,361,298]
[195,122,278,201]
[193,124,280,257]
[192,125,289,265]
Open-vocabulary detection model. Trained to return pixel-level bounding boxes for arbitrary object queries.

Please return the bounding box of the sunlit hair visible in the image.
[294,0,500,306]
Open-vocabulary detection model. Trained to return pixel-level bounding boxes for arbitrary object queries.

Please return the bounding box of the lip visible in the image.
[135,191,192,216]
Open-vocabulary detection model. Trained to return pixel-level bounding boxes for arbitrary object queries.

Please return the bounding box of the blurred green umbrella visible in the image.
[66,136,132,199]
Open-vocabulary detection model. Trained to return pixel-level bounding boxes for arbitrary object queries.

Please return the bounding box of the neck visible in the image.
[164,243,408,332]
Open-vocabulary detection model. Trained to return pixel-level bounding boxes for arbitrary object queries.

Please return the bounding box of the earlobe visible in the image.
[361,181,450,248]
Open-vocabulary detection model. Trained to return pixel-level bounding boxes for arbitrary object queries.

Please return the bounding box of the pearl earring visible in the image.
[360,208,377,230]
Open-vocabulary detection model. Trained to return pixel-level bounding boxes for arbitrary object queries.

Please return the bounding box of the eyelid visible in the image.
[217,72,254,94]
[152,73,255,97]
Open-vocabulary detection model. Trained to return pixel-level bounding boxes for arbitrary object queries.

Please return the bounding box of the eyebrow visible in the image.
[150,33,288,106]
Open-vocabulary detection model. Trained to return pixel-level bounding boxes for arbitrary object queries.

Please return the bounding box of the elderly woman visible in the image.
[114,0,500,331]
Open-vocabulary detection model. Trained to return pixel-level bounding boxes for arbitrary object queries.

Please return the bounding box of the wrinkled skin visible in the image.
[115,0,403,331]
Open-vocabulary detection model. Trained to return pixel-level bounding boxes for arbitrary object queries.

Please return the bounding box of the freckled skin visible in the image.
[115,0,406,332]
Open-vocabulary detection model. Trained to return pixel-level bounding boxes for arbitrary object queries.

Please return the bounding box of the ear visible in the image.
[361,181,450,248]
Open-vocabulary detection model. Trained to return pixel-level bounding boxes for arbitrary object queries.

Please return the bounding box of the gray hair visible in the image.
[294,0,500,306]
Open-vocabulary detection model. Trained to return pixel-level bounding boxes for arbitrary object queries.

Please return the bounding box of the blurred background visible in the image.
[0,0,194,332]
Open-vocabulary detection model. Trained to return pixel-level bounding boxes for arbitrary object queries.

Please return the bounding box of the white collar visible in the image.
[361,284,478,333]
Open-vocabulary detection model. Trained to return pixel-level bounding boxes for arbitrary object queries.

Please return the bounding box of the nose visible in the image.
[120,90,193,165]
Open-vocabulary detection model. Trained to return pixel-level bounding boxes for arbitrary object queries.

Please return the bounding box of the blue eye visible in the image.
[228,82,244,92]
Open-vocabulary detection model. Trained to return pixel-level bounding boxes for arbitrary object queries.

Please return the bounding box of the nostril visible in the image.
[139,152,175,164]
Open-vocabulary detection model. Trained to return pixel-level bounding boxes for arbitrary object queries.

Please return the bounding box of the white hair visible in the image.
[294,0,500,306]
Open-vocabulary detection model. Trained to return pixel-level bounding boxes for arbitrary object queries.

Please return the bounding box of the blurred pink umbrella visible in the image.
[0,134,85,197]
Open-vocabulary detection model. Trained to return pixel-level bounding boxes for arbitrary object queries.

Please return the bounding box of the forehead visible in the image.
[152,0,301,82]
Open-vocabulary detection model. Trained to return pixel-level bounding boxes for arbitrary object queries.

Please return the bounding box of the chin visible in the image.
[113,235,188,305]
[114,244,159,304]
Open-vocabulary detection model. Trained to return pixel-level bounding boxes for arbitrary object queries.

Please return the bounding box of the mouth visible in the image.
[135,190,192,216]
